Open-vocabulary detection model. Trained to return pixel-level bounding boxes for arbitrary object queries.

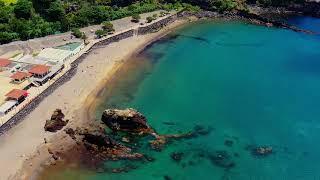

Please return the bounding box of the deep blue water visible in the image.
[288,16,320,33]
[42,18,320,180]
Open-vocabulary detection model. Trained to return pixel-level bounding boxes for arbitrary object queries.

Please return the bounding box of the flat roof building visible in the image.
[0,100,18,117]
[37,48,72,64]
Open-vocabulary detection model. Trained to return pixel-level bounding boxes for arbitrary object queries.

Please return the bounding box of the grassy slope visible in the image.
[1,0,17,5]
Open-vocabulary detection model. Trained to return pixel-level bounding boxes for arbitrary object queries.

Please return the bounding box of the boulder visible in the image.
[252,146,273,157]
[101,108,151,133]
[81,131,117,148]
[209,150,235,169]
[44,109,68,132]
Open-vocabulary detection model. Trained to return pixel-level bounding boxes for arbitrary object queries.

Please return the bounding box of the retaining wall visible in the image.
[138,15,177,35]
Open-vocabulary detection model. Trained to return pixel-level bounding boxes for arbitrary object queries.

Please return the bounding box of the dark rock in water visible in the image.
[194,125,212,136]
[163,122,176,126]
[209,150,235,169]
[149,131,195,151]
[224,140,234,147]
[101,108,152,133]
[78,130,144,161]
[188,160,195,166]
[44,109,68,132]
[234,153,240,157]
[164,175,172,180]
[251,145,273,157]
[144,155,155,162]
[170,152,184,162]
[81,131,117,148]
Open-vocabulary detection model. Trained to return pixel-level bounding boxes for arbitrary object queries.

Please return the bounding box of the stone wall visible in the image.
[94,29,135,48]
[138,15,177,35]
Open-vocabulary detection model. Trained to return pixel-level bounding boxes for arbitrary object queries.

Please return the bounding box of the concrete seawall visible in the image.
[138,15,177,35]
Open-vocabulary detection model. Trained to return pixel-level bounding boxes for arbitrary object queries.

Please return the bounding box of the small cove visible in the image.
[39,18,320,180]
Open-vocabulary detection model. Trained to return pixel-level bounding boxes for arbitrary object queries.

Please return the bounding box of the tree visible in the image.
[71,28,83,38]
[0,32,19,44]
[131,14,141,23]
[46,0,65,22]
[95,29,106,38]
[0,6,11,24]
[14,0,33,19]
[101,21,114,32]
[146,16,153,23]
[152,13,158,20]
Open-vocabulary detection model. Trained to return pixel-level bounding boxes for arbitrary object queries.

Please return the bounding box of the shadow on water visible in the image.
[176,34,211,44]
[286,53,320,75]
[215,41,265,48]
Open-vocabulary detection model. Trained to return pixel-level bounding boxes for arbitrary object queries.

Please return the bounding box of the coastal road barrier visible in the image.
[0,12,179,134]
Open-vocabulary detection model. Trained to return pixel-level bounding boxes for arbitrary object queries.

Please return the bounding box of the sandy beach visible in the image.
[0,17,189,180]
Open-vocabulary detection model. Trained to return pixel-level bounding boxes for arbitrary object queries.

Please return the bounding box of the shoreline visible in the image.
[1,9,319,180]
[7,17,191,180]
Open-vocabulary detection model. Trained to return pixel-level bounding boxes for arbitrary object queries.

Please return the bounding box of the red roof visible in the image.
[0,58,11,67]
[10,71,32,80]
[5,89,28,100]
[29,65,50,75]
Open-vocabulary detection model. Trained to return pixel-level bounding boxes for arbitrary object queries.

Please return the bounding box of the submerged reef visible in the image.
[246,145,274,157]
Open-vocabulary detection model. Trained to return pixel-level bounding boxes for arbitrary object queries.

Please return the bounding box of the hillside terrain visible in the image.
[0,0,306,44]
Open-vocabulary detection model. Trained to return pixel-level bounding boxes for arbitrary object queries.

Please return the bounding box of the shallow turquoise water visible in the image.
[48,19,320,180]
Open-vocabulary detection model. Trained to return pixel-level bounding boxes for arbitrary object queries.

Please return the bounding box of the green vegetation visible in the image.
[1,0,17,5]
[0,0,306,44]
[146,16,154,23]
[152,13,158,19]
[71,28,84,38]
[95,21,114,38]
[95,29,106,38]
[101,21,114,33]
[131,14,141,23]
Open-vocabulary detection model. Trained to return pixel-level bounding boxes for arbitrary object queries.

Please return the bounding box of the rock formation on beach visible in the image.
[46,108,212,173]
[101,108,212,151]
[44,109,69,132]
[101,108,152,133]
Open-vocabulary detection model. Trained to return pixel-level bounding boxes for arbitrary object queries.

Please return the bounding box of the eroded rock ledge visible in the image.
[51,108,212,170]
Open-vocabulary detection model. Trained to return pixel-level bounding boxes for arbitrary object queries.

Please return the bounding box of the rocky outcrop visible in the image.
[288,2,320,18]
[251,146,273,157]
[101,108,213,151]
[237,10,316,34]
[101,108,152,133]
[44,109,68,132]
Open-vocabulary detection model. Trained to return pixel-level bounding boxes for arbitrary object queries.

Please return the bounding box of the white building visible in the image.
[37,48,73,64]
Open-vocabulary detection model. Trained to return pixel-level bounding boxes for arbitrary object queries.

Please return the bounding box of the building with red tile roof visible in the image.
[5,89,28,101]
[0,58,11,70]
[28,65,50,77]
[10,71,32,83]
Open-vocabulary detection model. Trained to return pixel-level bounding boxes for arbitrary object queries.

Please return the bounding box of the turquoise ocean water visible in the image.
[43,18,320,180]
